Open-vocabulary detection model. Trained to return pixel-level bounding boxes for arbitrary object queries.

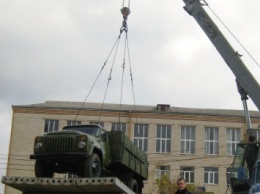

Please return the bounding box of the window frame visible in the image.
[67,120,82,126]
[204,167,219,184]
[156,125,171,153]
[44,119,59,133]
[180,166,195,184]
[180,126,195,154]
[252,129,260,140]
[226,128,241,156]
[111,123,127,134]
[154,165,170,180]
[205,127,219,155]
[133,124,148,152]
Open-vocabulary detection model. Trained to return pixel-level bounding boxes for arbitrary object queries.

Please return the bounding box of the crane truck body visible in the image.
[182,0,260,194]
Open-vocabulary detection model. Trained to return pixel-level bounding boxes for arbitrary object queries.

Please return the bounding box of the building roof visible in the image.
[13,100,260,118]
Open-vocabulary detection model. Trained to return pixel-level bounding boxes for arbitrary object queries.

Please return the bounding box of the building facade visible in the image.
[5,101,260,194]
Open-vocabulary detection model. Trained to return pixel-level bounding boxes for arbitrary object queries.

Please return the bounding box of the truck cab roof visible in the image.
[62,124,107,137]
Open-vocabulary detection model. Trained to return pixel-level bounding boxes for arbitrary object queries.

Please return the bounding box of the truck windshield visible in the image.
[63,126,100,137]
[233,145,246,168]
[227,144,246,183]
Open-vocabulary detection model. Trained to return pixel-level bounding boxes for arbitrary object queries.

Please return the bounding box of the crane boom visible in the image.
[183,0,260,111]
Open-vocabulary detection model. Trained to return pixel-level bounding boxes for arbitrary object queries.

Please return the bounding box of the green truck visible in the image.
[30,124,148,193]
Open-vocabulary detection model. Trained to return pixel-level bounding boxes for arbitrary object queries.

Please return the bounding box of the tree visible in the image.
[155,174,177,194]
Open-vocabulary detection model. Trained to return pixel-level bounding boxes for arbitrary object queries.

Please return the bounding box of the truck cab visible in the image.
[30,124,111,178]
[249,161,260,194]
[227,141,260,194]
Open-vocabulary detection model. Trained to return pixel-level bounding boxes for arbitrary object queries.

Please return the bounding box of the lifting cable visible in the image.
[122,0,130,10]
[98,2,137,124]
[75,1,138,126]
[207,4,260,69]
[118,24,138,125]
[74,36,122,121]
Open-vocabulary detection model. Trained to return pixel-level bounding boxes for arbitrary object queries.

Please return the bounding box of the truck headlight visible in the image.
[35,142,43,150]
[34,136,43,150]
[78,141,86,148]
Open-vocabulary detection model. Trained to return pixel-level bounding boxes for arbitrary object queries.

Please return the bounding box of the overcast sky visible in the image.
[1,0,260,192]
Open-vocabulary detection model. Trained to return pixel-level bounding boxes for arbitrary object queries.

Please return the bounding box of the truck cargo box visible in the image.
[108,131,148,180]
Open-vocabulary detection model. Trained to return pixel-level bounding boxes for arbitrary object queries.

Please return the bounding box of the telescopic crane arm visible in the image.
[182,0,260,115]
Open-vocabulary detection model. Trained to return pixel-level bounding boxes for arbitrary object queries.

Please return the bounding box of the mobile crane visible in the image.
[182,0,260,193]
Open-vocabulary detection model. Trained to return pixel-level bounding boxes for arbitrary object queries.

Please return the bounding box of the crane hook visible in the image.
[120,7,130,33]
[121,7,130,20]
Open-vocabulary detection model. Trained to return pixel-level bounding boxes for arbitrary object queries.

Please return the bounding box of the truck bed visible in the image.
[108,131,148,179]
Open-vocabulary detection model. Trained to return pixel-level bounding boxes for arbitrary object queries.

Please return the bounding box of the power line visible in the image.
[207,4,260,69]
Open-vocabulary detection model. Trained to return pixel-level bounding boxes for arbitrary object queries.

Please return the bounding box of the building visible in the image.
[5,101,260,194]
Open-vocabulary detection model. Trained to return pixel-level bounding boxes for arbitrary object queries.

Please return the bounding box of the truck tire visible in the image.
[84,153,101,177]
[127,179,139,194]
[35,160,53,178]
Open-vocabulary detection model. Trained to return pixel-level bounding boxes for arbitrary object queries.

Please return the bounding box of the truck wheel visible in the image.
[84,153,101,177]
[127,179,139,194]
[35,160,53,178]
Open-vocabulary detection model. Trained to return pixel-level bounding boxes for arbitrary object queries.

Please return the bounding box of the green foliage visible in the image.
[186,184,196,192]
[155,174,177,194]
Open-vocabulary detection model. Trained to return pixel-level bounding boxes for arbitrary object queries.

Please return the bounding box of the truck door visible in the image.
[227,144,246,184]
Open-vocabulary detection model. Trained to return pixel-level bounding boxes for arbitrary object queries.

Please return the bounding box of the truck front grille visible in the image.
[45,137,74,152]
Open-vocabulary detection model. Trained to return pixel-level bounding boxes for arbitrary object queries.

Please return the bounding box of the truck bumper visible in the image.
[30,153,89,160]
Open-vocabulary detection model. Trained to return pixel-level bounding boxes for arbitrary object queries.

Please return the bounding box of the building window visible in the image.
[226,128,241,155]
[180,166,194,183]
[111,123,127,134]
[154,166,170,180]
[204,167,219,184]
[252,129,260,141]
[205,127,219,155]
[181,126,195,154]
[90,122,104,127]
[133,124,148,152]
[44,119,59,133]
[156,125,171,153]
[67,120,82,126]
[156,104,170,112]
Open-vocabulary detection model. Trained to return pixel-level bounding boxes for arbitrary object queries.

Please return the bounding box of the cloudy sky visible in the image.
[1,0,260,192]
